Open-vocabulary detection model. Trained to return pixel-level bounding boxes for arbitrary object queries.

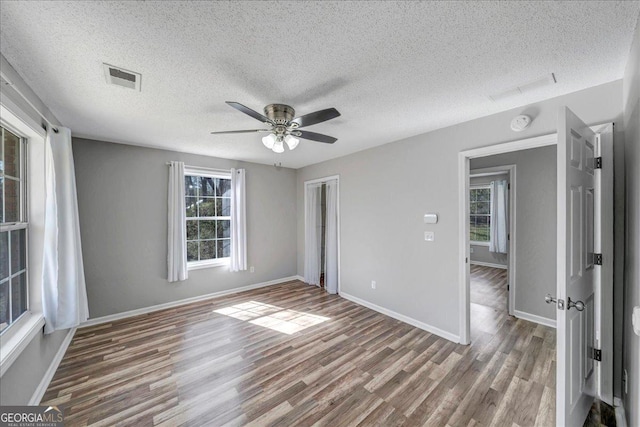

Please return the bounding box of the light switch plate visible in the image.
[424,231,435,241]
[633,306,640,336]
[424,213,438,224]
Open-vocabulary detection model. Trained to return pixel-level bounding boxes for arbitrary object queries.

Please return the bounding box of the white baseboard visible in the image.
[294,275,305,282]
[614,397,627,427]
[339,291,460,343]
[470,261,507,270]
[513,310,556,328]
[29,327,76,405]
[81,275,300,328]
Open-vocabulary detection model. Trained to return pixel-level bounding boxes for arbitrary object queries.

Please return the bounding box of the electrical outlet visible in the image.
[371,280,376,290]
[250,266,255,273]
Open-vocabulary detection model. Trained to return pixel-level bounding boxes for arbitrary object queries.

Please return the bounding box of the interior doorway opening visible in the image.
[304,175,341,294]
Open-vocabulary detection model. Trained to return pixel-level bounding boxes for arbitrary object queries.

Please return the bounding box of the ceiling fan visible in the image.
[211,102,341,153]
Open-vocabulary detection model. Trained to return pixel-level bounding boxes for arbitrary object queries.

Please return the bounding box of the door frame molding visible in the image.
[469,165,516,317]
[458,133,557,345]
[304,175,341,294]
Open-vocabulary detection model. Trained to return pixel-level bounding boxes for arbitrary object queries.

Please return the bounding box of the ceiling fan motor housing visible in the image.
[264,104,295,125]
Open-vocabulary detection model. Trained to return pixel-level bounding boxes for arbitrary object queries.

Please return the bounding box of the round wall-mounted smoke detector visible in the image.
[510,115,531,132]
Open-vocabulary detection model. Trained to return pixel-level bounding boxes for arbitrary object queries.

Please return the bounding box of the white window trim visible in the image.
[184,166,232,270]
[0,102,47,376]
[469,184,492,246]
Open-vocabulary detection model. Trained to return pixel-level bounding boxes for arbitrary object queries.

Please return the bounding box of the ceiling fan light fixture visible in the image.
[262,133,276,149]
[285,135,299,150]
[272,137,285,153]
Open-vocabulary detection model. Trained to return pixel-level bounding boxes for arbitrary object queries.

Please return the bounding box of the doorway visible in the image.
[469,166,514,340]
[304,175,340,294]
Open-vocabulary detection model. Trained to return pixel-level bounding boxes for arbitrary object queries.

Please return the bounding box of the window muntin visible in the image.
[185,173,231,267]
[470,186,491,244]
[0,125,28,333]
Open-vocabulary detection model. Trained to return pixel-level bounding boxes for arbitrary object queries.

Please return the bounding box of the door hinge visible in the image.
[592,348,602,362]
[594,253,603,265]
[508,183,511,190]
[507,284,510,291]
[507,233,510,241]
[595,157,602,169]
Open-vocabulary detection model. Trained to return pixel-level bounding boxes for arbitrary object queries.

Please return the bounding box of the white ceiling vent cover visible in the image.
[102,63,141,91]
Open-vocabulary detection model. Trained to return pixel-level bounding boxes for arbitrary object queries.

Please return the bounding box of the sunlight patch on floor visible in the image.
[213,301,330,334]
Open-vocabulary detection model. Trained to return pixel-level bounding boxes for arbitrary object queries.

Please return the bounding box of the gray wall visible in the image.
[622,15,640,427]
[296,80,623,339]
[0,54,71,405]
[0,330,69,405]
[469,174,508,268]
[471,146,557,321]
[73,138,298,318]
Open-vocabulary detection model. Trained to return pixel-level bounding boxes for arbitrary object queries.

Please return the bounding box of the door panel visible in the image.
[557,107,597,427]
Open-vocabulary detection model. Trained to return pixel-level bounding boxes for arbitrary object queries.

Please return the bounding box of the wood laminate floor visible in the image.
[43,276,556,426]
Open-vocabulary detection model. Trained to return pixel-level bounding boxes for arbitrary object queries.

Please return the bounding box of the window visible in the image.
[0,125,28,334]
[185,170,231,268]
[470,186,491,244]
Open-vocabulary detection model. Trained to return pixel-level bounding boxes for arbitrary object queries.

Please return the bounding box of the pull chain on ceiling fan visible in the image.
[211,102,341,153]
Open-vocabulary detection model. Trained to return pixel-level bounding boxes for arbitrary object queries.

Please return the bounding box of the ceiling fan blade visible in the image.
[210,129,271,134]
[297,130,337,144]
[291,108,340,128]
[226,101,274,124]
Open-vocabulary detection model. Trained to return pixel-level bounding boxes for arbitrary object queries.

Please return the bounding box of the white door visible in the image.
[556,107,598,426]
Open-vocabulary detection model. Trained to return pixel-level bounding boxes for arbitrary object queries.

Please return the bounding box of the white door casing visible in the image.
[557,107,598,427]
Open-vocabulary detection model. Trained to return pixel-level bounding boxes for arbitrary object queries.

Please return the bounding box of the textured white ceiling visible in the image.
[1,1,638,168]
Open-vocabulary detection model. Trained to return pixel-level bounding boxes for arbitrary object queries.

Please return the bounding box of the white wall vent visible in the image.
[489,73,556,102]
[102,63,141,91]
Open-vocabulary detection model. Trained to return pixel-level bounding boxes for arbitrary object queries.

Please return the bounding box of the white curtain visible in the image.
[167,161,188,282]
[230,168,247,272]
[42,127,89,334]
[304,183,322,286]
[490,179,508,253]
[324,180,339,294]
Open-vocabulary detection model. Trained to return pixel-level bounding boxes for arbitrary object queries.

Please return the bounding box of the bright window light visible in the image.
[213,301,330,335]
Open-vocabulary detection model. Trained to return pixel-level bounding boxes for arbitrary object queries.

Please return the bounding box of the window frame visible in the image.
[0,122,30,335]
[184,166,232,270]
[469,184,492,246]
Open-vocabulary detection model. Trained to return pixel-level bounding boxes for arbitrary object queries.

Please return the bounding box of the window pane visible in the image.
[217,220,230,239]
[187,242,199,261]
[217,239,230,258]
[200,240,216,260]
[11,229,26,272]
[220,198,231,216]
[218,179,231,197]
[186,197,198,217]
[470,189,478,202]
[200,177,216,196]
[4,178,19,222]
[185,176,199,197]
[476,202,490,214]
[476,216,489,226]
[199,220,216,239]
[0,232,7,281]
[186,220,198,241]
[199,198,215,217]
[477,188,490,201]
[470,202,477,215]
[0,282,8,332]
[476,226,489,241]
[11,272,27,321]
[3,128,20,178]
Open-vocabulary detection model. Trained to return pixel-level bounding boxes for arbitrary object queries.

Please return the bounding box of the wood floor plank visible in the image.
[42,268,555,426]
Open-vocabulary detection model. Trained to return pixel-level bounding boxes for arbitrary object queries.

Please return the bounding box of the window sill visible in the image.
[470,241,491,247]
[188,259,231,271]
[0,312,45,377]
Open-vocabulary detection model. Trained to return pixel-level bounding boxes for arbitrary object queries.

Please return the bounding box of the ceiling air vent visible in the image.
[489,73,556,102]
[102,63,141,91]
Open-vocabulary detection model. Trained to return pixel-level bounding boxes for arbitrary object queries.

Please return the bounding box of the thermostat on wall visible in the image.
[510,115,531,132]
